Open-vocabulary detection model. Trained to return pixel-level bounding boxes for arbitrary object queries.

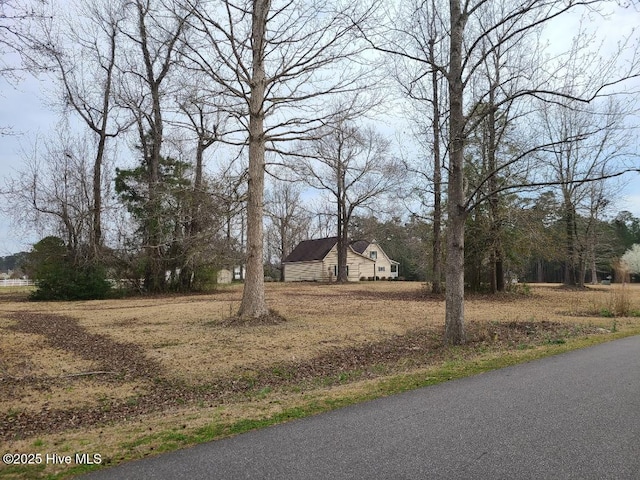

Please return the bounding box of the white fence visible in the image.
[0,279,34,287]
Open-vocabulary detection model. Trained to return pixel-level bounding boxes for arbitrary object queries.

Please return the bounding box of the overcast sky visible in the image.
[1,2,639,256]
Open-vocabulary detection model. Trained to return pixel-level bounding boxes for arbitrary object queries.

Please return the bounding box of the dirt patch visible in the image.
[7,312,163,381]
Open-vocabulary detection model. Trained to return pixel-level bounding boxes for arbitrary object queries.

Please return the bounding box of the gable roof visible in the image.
[283,237,338,263]
[284,237,399,264]
[350,240,369,254]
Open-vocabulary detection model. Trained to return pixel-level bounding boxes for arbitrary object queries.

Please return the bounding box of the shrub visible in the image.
[27,237,111,301]
[506,282,531,295]
[191,266,218,292]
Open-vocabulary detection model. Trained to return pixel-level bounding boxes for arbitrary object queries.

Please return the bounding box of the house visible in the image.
[283,237,399,282]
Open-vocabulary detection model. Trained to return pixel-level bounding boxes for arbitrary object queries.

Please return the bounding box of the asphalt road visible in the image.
[84,336,640,479]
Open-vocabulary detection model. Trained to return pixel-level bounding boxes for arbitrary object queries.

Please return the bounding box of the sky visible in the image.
[1,2,640,256]
[0,74,56,255]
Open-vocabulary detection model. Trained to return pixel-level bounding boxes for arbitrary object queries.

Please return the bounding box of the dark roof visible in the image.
[283,237,377,263]
[350,240,369,254]
[283,237,338,263]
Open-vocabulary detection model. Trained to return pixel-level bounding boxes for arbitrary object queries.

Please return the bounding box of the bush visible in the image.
[28,237,111,301]
[506,282,531,295]
[190,266,218,292]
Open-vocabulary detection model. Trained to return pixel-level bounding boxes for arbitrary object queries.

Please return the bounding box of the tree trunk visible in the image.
[430,39,443,295]
[444,0,467,345]
[279,221,286,282]
[336,142,349,283]
[90,22,118,263]
[238,0,269,318]
[91,134,105,261]
[563,200,581,287]
[337,221,349,282]
[496,257,505,291]
[486,72,504,293]
[138,1,166,293]
[143,83,165,292]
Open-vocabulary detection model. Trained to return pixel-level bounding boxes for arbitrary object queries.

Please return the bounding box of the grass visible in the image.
[1,282,640,479]
[584,284,636,317]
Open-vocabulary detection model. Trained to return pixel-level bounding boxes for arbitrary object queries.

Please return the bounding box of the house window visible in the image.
[378,266,385,272]
[391,265,397,273]
[334,265,349,276]
[370,251,377,260]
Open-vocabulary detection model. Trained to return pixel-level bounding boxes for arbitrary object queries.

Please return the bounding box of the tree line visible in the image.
[1,0,639,343]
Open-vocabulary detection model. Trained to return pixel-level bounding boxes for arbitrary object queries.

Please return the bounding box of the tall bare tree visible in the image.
[171,78,232,287]
[444,0,640,342]
[366,0,640,343]
[34,0,129,260]
[391,0,449,293]
[185,0,376,317]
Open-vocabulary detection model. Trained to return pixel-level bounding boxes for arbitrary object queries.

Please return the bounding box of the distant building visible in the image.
[283,237,399,282]
[217,269,233,284]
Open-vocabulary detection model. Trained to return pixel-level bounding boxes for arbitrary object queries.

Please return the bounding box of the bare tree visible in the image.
[265,180,309,281]
[3,129,93,261]
[444,0,640,342]
[366,0,640,343]
[297,119,402,282]
[537,96,633,287]
[0,0,53,136]
[33,0,129,260]
[184,0,376,318]
[391,0,449,294]
[583,180,610,284]
[0,0,48,81]
[170,78,232,287]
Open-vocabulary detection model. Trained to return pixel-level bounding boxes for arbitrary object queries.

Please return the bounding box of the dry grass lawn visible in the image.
[1,282,640,478]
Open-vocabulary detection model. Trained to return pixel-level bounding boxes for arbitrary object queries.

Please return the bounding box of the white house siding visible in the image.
[350,251,376,280]
[284,246,375,282]
[283,261,325,282]
[322,245,375,281]
[361,242,399,278]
